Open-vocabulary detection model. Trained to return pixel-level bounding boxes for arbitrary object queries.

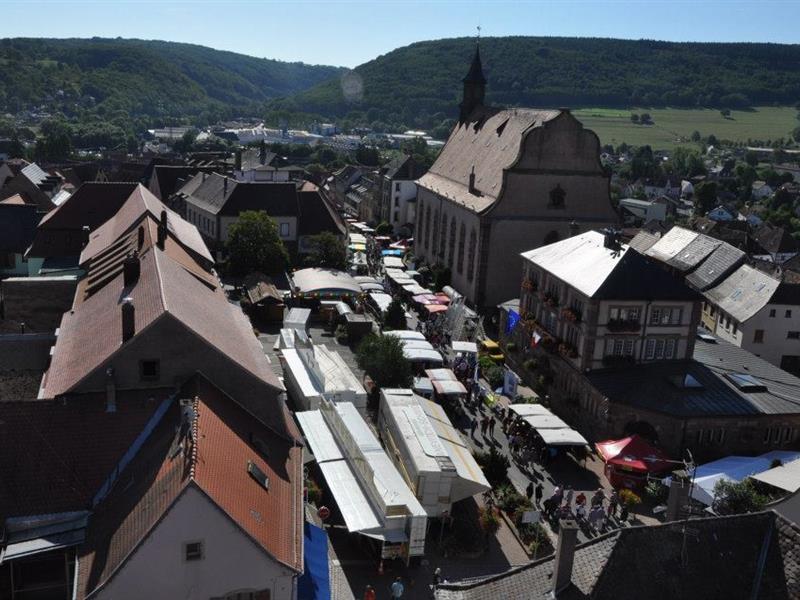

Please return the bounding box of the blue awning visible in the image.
[381,249,405,256]
[298,522,331,600]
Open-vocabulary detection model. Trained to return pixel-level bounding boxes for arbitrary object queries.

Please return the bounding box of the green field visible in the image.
[572,106,798,150]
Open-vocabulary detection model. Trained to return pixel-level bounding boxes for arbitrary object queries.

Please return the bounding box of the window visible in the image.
[565,325,580,347]
[607,339,634,357]
[548,184,566,207]
[769,309,776,318]
[457,223,466,274]
[644,338,676,360]
[393,211,398,222]
[609,306,640,322]
[184,541,204,561]
[248,460,270,490]
[140,360,160,381]
[788,332,800,340]
[650,307,682,325]
[395,182,400,192]
[394,198,399,207]
[467,228,477,282]
[439,214,448,259]
[448,216,456,267]
[754,329,765,344]
[787,310,793,318]
[280,223,290,236]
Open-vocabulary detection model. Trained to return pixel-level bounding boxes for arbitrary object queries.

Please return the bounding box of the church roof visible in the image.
[463,45,486,84]
[417,107,561,213]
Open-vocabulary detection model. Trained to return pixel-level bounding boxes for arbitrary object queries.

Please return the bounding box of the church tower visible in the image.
[459,44,486,122]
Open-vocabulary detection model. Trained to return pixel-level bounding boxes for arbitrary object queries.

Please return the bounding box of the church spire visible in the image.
[459,44,486,122]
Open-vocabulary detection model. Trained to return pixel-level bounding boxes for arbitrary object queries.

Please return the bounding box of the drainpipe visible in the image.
[638,300,652,362]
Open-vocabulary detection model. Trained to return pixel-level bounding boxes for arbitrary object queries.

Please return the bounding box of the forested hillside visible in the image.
[0,38,342,125]
[269,36,800,134]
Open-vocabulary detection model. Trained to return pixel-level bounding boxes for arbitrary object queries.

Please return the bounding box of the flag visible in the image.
[506,309,520,334]
[531,331,542,348]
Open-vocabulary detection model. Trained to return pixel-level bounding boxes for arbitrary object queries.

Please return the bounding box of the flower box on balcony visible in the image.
[522,278,538,292]
[561,307,581,323]
[542,292,559,308]
[558,342,579,359]
[606,318,641,333]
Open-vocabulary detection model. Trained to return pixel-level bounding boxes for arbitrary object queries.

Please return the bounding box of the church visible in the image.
[415,46,619,308]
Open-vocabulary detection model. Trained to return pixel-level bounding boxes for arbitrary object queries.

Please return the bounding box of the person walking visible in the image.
[608,490,619,518]
[488,416,496,439]
[432,567,442,590]
[553,485,563,506]
[480,416,489,437]
[534,482,544,507]
[390,576,405,599]
[469,416,478,439]
[363,585,376,600]
[525,481,534,502]
[564,485,574,508]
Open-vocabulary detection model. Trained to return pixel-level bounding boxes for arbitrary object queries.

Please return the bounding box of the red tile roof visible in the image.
[77,375,303,598]
[80,184,212,267]
[0,389,168,519]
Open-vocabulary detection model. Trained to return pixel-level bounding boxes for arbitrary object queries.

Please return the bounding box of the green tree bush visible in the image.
[355,334,413,389]
[226,211,289,276]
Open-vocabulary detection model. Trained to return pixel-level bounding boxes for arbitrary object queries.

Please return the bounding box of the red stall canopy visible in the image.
[595,435,672,474]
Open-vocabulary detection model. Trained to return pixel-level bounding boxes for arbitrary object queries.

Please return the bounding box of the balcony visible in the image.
[522,278,538,292]
[606,318,641,333]
[561,306,582,323]
[541,291,560,309]
[558,341,579,359]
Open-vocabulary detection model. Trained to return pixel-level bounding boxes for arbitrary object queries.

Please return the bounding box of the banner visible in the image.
[506,309,520,334]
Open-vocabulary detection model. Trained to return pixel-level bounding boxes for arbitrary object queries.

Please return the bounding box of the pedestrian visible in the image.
[535,482,543,506]
[542,496,553,518]
[619,503,629,524]
[608,490,619,518]
[488,416,496,439]
[363,584,376,600]
[591,488,605,507]
[390,576,404,599]
[432,567,442,590]
[525,481,534,501]
[552,485,563,506]
[480,416,489,436]
[564,485,574,507]
[469,416,477,438]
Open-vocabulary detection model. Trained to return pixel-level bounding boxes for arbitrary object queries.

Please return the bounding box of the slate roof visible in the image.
[665,234,722,272]
[28,183,138,258]
[704,264,780,323]
[522,231,694,301]
[753,224,799,255]
[0,389,167,519]
[436,511,800,600]
[184,172,299,217]
[384,154,425,181]
[627,230,660,254]
[685,242,746,291]
[644,227,699,262]
[418,107,561,213]
[79,184,212,267]
[77,374,303,598]
[149,164,217,200]
[239,147,277,171]
[297,189,346,237]
[587,332,800,418]
[0,203,39,253]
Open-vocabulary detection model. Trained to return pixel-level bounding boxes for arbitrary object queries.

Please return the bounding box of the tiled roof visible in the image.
[685,242,746,291]
[184,173,299,217]
[418,107,560,213]
[0,389,166,519]
[703,264,780,323]
[28,183,138,258]
[77,375,302,598]
[753,223,799,255]
[79,184,212,267]
[587,332,800,417]
[150,164,217,200]
[239,147,277,172]
[665,233,722,272]
[627,231,660,254]
[437,512,800,600]
[42,227,293,437]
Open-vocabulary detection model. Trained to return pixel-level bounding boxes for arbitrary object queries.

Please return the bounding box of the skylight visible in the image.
[725,372,767,392]
[248,460,270,491]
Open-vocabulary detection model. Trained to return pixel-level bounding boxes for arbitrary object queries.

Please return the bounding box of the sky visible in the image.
[0,0,798,68]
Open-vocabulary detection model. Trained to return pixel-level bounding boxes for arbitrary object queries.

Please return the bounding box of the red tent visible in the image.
[595,435,673,490]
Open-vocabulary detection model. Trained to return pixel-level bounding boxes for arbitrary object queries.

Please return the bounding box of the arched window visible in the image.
[439,213,448,259]
[424,204,432,250]
[418,200,425,246]
[448,217,456,267]
[457,223,466,274]
[467,227,477,282]
[549,184,566,208]
[544,230,560,246]
[432,209,439,254]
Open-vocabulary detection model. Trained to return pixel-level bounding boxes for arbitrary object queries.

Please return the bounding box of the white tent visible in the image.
[751,458,800,493]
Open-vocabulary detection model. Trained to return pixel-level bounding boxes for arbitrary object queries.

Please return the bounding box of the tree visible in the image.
[8,134,24,159]
[712,479,768,515]
[304,231,347,270]
[793,126,800,144]
[226,211,289,276]
[382,298,406,330]
[173,128,198,154]
[690,130,701,142]
[630,113,640,124]
[475,447,510,488]
[745,151,759,167]
[695,181,718,215]
[36,118,72,161]
[355,144,380,166]
[720,109,731,118]
[356,334,413,389]
[375,221,393,235]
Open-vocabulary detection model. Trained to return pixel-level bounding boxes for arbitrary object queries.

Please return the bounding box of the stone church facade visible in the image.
[415,47,619,308]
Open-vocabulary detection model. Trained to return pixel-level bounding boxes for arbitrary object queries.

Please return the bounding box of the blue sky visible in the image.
[0,0,797,67]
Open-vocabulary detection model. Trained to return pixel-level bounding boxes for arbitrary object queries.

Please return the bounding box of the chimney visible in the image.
[235,149,242,171]
[666,470,691,521]
[137,225,145,250]
[468,166,477,195]
[157,210,167,249]
[223,176,228,196]
[552,519,579,595]
[105,366,116,413]
[123,252,140,287]
[121,297,135,342]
